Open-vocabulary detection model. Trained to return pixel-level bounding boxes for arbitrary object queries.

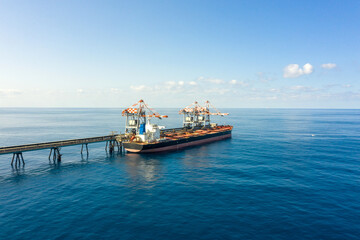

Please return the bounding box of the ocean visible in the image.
[0,108,359,240]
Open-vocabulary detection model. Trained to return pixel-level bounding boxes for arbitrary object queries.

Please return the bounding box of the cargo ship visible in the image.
[121,100,232,153]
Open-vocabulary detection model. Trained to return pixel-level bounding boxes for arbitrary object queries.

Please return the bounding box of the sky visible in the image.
[0,0,359,108]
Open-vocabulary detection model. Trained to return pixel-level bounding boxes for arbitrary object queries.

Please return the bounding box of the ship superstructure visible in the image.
[122,99,168,143]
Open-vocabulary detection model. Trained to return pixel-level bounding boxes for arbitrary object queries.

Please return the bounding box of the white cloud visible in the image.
[198,77,225,84]
[290,85,306,90]
[130,85,151,91]
[230,79,237,84]
[204,88,230,95]
[321,63,336,69]
[303,63,313,74]
[269,88,280,93]
[283,63,314,78]
[206,78,225,84]
[164,81,176,86]
[0,89,23,95]
[110,88,122,93]
[131,81,189,94]
[130,77,247,96]
[163,81,186,91]
[77,89,84,93]
[290,85,318,92]
[189,81,197,86]
[229,79,248,87]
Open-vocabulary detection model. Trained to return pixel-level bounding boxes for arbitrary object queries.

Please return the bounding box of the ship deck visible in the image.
[128,125,233,145]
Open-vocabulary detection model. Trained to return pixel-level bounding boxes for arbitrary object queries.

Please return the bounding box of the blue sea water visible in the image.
[0,108,360,240]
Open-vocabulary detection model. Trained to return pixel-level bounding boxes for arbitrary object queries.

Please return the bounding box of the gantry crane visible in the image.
[122,99,168,135]
[179,101,228,128]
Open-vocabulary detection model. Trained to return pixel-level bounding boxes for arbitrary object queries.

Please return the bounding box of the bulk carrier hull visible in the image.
[123,127,232,153]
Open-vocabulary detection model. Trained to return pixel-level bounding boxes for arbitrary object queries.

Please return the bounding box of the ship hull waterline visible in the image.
[123,130,232,153]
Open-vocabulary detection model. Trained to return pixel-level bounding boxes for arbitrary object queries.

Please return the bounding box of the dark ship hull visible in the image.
[123,126,232,153]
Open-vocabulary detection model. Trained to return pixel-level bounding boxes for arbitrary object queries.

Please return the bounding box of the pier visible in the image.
[0,134,128,167]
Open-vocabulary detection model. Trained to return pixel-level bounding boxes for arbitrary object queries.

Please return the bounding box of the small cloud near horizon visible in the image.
[0,89,23,96]
[321,63,337,69]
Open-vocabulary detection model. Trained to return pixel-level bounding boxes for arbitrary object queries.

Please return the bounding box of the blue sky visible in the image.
[0,0,359,108]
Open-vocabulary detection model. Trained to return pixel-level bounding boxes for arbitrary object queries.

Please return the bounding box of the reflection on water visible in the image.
[124,153,163,182]
[181,145,212,169]
[10,166,26,184]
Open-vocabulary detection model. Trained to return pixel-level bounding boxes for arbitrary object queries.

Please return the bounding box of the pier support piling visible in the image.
[48,148,53,160]
[81,143,89,156]
[11,153,15,166]
[118,141,124,153]
[21,153,25,166]
[49,147,61,162]
[109,141,114,154]
[11,152,25,168]
[106,140,119,154]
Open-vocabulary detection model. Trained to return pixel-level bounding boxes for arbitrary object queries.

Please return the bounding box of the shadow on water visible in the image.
[1,154,95,184]
[9,166,27,184]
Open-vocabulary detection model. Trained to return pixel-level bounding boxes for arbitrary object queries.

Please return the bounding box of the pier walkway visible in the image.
[0,134,127,167]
